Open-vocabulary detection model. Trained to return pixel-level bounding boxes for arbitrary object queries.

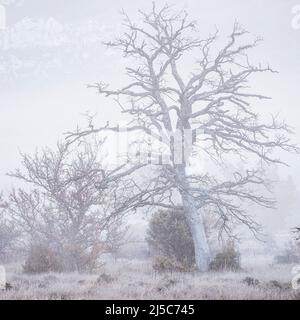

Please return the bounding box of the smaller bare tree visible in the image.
[6,138,131,271]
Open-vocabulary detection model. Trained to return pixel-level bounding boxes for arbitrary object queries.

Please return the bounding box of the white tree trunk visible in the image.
[175,165,211,272]
[181,192,211,272]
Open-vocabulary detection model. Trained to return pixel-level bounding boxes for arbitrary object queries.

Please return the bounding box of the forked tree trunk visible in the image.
[175,165,211,272]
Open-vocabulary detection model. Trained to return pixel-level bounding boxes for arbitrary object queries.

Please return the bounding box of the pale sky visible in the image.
[1,0,300,194]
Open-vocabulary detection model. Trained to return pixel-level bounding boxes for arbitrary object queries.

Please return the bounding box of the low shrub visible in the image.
[97,273,115,284]
[209,242,241,271]
[152,256,192,273]
[243,277,260,286]
[23,244,63,274]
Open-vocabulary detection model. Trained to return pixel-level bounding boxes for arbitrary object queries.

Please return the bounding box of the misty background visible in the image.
[1,0,300,249]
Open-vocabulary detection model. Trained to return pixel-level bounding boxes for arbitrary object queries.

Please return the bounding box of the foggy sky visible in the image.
[1,0,300,198]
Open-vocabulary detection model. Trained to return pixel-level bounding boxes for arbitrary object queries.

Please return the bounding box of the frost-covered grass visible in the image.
[0,258,299,300]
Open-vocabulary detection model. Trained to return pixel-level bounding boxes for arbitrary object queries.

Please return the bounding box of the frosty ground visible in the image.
[1,257,299,300]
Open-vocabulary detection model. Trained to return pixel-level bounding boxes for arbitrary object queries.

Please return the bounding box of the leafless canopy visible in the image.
[5,138,140,270]
[67,3,298,238]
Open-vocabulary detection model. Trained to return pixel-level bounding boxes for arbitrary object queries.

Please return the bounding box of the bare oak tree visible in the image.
[68,4,298,271]
[6,138,134,271]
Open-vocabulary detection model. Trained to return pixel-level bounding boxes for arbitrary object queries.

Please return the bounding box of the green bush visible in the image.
[146,209,195,270]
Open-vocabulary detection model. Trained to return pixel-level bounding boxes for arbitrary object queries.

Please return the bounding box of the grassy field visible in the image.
[1,258,299,300]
